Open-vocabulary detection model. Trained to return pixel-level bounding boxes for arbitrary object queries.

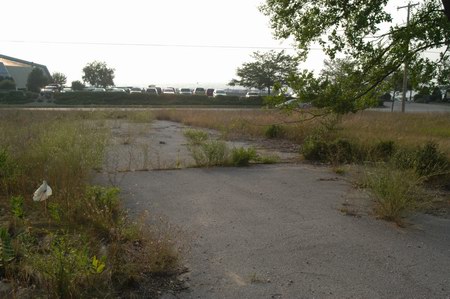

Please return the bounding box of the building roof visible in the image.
[0,54,51,78]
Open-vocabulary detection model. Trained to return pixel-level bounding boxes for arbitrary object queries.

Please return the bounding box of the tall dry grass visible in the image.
[153,109,450,157]
[339,111,450,156]
[154,108,322,143]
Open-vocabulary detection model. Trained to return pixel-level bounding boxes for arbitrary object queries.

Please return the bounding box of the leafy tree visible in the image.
[71,80,85,91]
[26,68,49,92]
[261,0,450,113]
[82,61,115,88]
[229,50,298,95]
[0,76,16,90]
[51,72,67,86]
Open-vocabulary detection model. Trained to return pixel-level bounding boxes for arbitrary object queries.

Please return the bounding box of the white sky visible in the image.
[1,0,442,88]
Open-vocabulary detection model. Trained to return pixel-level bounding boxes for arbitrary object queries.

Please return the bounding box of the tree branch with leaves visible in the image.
[261,0,450,114]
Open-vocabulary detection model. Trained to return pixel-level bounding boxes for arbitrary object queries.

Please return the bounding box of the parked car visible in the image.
[92,88,107,92]
[40,85,59,97]
[60,87,73,93]
[193,87,206,95]
[107,87,126,93]
[130,87,143,94]
[179,88,192,95]
[146,87,159,95]
[245,91,260,98]
[276,99,312,109]
[213,89,227,97]
[163,87,176,94]
[206,88,214,97]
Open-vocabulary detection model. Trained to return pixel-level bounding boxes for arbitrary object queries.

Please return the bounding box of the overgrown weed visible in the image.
[363,166,425,225]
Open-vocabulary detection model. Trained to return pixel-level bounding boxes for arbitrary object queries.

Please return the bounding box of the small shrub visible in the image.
[0,79,16,91]
[80,186,122,236]
[301,135,329,162]
[231,147,257,166]
[370,140,396,161]
[302,136,359,164]
[327,138,357,164]
[10,195,24,219]
[265,124,284,138]
[28,234,100,299]
[0,91,34,104]
[415,141,449,177]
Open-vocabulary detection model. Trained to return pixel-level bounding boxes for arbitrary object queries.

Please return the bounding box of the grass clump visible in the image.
[184,129,209,145]
[231,147,258,166]
[184,129,229,167]
[265,124,284,138]
[185,129,265,167]
[191,140,229,167]
[364,167,423,225]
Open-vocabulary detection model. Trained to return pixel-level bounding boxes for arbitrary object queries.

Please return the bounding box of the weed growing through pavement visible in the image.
[184,129,274,167]
[231,147,258,166]
[363,166,425,225]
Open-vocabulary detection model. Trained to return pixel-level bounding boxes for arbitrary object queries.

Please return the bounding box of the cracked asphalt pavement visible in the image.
[98,120,450,298]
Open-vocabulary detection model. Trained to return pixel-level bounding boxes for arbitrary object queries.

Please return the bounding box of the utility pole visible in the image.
[398,2,418,113]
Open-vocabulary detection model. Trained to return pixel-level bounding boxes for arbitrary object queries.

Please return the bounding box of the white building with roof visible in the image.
[0,54,51,90]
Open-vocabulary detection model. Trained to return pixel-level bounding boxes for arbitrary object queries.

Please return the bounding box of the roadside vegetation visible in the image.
[0,110,182,298]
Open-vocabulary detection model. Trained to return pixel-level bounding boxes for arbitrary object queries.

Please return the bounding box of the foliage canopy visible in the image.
[51,72,67,86]
[229,50,298,94]
[82,61,115,88]
[0,76,16,91]
[71,80,85,91]
[26,68,49,92]
[261,0,450,113]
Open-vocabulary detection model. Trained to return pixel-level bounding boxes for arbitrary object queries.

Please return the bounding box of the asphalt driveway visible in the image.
[97,120,450,298]
[112,165,450,299]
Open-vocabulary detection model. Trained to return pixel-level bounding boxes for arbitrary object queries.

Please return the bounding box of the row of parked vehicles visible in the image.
[125,86,259,98]
[41,84,262,98]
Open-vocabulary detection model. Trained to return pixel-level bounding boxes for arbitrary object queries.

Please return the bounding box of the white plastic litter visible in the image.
[33,180,52,202]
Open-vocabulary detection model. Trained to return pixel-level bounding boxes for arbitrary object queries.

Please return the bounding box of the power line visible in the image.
[0,39,443,54]
[0,39,316,51]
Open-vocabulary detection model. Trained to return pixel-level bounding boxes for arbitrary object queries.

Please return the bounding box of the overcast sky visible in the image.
[1,0,439,88]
